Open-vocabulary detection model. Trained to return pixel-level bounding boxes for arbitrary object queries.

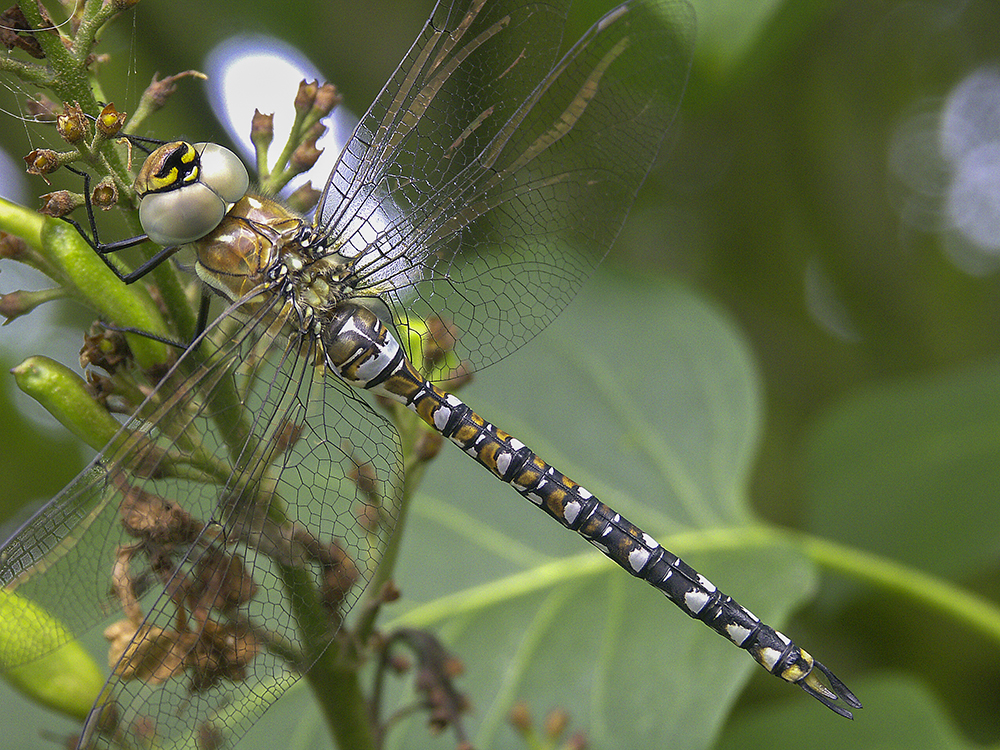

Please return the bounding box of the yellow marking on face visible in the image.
[134,142,201,195]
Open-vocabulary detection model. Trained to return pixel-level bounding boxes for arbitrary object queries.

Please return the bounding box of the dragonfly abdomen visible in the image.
[322,303,861,717]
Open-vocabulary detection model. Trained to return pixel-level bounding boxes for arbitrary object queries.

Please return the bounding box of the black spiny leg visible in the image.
[62,165,178,284]
[61,164,210,350]
[98,290,213,353]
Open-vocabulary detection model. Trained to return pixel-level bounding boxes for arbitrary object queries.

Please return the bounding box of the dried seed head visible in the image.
[188,620,261,691]
[81,324,131,373]
[196,722,224,750]
[543,708,569,740]
[445,361,474,391]
[92,177,119,210]
[388,653,412,673]
[56,103,88,144]
[356,501,382,533]
[379,579,402,603]
[442,655,465,679]
[129,715,159,743]
[415,430,443,461]
[143,70,207,109]
[348,459,379,501]
[104,619,185,684]
[508,701,533,733]
[23,148,60,176]
[426,316,459,355]
[38,190,80,217]
[190,549,259,610]
[0,232,28,260]
[0,6,46,59]
[97,102,126,137]
[117,480,200,544]
[321,555,361,612]
[315,537,361,612]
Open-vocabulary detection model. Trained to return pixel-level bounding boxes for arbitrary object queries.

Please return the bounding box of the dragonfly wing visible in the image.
[317,0,573,239]
[2,299,402,748]
[316,0,695,372]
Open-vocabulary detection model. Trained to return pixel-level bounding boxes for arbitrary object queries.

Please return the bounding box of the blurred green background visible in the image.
[1,0,1000,748]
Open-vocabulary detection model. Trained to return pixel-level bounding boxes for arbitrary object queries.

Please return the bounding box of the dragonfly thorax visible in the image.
[194,194,308,303]
[193,193,359,342]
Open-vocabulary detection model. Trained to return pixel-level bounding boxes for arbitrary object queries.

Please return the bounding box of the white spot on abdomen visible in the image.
[433,405,452,431]
[496,452,511,475]
[759,647,782,671]
[684,589,709,614]
[726,623,752,645]
[628,547,650,572]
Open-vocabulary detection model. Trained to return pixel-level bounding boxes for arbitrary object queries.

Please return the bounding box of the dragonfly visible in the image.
[0,0,861,747]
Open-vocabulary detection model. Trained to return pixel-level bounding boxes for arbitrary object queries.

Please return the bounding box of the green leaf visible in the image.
[380,271,819,750]
[0,590,104,722]
[726,675,971,750]
[687,0,840,95]
[226,270,824,750]
[802,359,1000,580]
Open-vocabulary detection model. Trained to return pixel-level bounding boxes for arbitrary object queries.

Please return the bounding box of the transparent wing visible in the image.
[0,299,402,748]
[318,0,695,371]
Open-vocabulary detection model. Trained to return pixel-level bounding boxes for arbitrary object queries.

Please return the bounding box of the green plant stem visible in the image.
[279,561,377,750]
[0,197,44,249]
[355,407,431,643]
[305,648,377,750]
[17,0,195,340]
[798,533,1000,645]
[387,522,1000,654]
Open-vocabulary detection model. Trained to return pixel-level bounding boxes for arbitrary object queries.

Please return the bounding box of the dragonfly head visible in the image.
[135,141,249,246]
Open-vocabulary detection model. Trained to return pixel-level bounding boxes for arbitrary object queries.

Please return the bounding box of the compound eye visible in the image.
[135,142,250,246]
[139,182,228,246]
[194,142,250,203]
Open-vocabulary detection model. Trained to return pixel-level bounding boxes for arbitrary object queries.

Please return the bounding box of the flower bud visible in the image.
[294,79,319,114]
[0,287,66,323]
[12,356,122,451]
[313,83,342,118]
[251,109,274,149]
[290,138,322,174]
[0,591,104,721]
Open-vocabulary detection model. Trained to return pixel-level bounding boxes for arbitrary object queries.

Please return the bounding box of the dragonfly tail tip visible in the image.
[799,659,863,719]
